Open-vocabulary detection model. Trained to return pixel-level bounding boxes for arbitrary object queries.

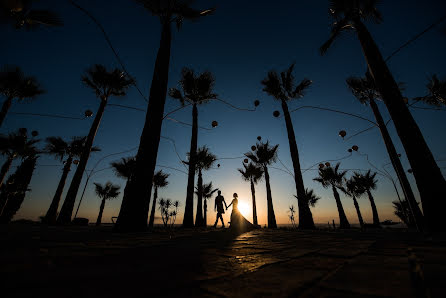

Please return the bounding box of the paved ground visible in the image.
[1,224,445,297]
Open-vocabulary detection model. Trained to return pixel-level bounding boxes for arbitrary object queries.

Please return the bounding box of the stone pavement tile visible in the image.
[299,286,387,298]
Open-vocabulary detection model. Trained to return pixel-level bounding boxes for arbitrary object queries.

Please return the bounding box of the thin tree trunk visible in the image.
[366,189,380,226]
[250,178,258,226]
[368,98,424,229]
[148,187,158,228]
[57,99,107,224]
[281,100,315,229]
[115,20,172,232]
[0,157,13,189]
[183,104,198,227]
[203,199,207,227]
[96,198,106,226]
[354,19,446,232]
[44,156,73,224]
[332,186,350,229]
[352,196,364,228]
[264,166,277,228]
[195,168,203,227]
[0,97,12,128]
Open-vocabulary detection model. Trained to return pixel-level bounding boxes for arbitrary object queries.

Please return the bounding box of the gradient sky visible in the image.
[2,0,446,226]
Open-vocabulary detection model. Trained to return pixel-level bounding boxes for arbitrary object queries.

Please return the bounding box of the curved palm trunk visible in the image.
[352,196,364,228]
[203,199,207,227]
[96,198,106,226]
[250,178,258,226]
[148,187,158,228]
[0,157,13,189]
[366,189,380,226]
[264,166,277,228]
[281,100,315,229]
[195,168,204,227]
[369,98,424,229]
[183,104,198,227]
[332,186,350,229]
[0,97,12,128]
[114,21,172,232]
[354,19,446,232]
[44,156,73,224]
[57,99,107,224]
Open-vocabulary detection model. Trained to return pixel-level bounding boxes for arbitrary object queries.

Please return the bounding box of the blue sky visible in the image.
[2,0,446,225]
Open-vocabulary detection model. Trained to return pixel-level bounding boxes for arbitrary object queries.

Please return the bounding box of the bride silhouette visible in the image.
[227,193,255,232]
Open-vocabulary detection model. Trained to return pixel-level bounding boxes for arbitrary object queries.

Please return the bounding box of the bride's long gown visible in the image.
[229,198,255,232]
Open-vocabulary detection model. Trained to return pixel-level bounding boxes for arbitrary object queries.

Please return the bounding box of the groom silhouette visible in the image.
[213,190,227,228]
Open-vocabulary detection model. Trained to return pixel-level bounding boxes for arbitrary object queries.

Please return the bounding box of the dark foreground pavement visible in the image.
[1,224,445,297]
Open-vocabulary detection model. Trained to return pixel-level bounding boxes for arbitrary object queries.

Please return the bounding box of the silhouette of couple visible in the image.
[213,191,254,232]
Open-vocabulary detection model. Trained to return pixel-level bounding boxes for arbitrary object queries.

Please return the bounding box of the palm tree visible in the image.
[93,182,120,226]
[313,163,350,229]
[115,1,214,232]
[294,188,321,208]
[261,64,315,229]
[393,200,418,228]
[148,170,169,228]
[43,136,100,224]
[168,68,218,227]
[0,128,38,188]
[197,181,218,227]
[414,74,446,107]
[57,65,134,224]
[321,0,446,231]
[111,157,136,180]
[192,146,217,227]
[346,76,424,228]
[342,176,365,228]
[245,141,279,228]
[0,65,45,128]
[238,162,263,226]
[354,170,380,227]
[0,0,63,29]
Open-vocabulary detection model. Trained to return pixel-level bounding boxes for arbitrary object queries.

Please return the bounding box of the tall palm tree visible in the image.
[414,74,446,107]
[115,1,214,232]
[43,136,100,224]
[0,0,63,29]
[93,182,120,226]
[169,68,217,227]
[245,141,279,228]
[354,170,380,226]
[57,65,134,224]
[342,176,365,228]
[314,163,350,229]
[261,64,315,229]
[346,76,424,228]
[238,162,263,226]
[197,181,218,227]
[148,170,169,228]
[0,65,45,128]
[0,128,38,188]
[321,0,446,231]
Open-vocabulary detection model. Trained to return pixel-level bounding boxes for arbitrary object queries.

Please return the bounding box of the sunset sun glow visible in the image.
[238,200,250,217]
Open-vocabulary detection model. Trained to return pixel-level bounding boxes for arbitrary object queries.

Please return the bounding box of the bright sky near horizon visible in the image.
[2,0,446,226]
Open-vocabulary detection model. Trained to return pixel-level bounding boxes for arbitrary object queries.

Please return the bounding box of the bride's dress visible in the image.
[229,198,255,232]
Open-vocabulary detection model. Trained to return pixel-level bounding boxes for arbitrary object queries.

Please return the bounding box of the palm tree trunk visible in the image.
[354,19,446,232]
[96,198,106,226]
[250,178,258,226]
[366,189,380,226]
[352,196,364,228]
[148,187,158,228]
[264,166,277,228]
[57,99,107,224]
[114,19,172,232]
[44,156,73,224]
[369,98,424,229]
[0,96,12,128]
[195,168,203,227]
[281,100,315,229]
[203,199,207,227]
[183,104,198,227]
[332,186,350,229]
[0,157,13,189]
